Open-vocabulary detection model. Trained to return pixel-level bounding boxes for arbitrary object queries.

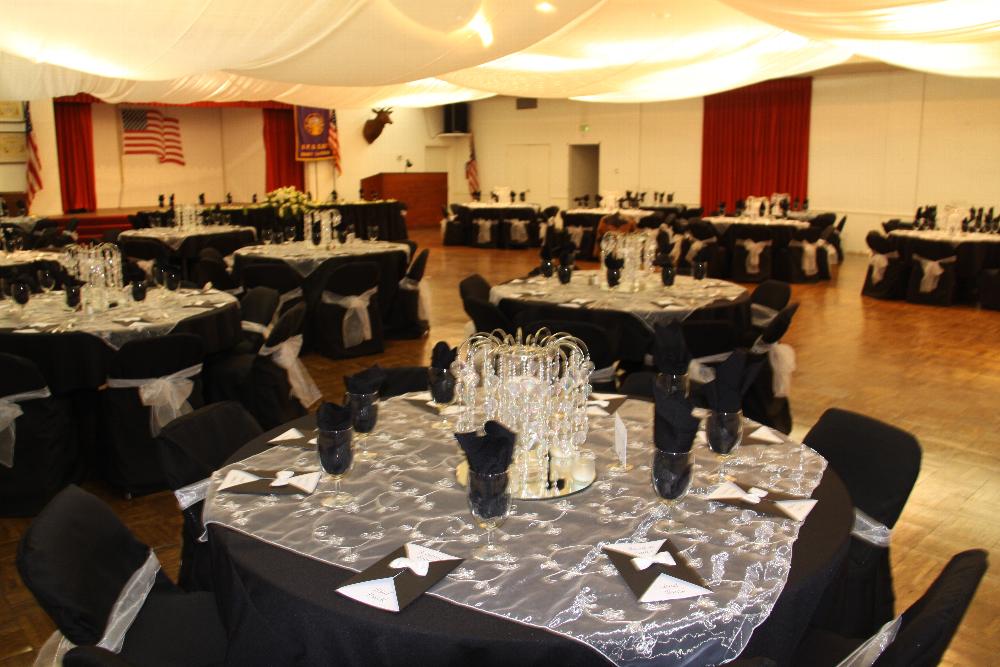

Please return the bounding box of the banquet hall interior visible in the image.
[0,1,999,666]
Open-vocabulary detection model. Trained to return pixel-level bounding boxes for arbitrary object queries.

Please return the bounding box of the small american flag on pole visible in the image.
[121,108,185,165]
[465,134,479,196]
[328,110,342,176]
[24,102,42,208]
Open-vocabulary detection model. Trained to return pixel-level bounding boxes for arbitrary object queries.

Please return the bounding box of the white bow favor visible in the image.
[106,365,201,436]
[685,234,716,264]
[791,239,828,276]
[913,254,956,293]
[259,334,322,407]
[868,251,899,285]
[740,239,771,274]
[509,219,529,244]
[322,286,378,348]
[0,387,52,467]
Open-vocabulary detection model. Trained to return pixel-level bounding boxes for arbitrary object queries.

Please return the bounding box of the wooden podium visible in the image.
[360,172,446,228]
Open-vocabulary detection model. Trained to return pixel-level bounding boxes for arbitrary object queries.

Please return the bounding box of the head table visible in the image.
[204,395,851,666]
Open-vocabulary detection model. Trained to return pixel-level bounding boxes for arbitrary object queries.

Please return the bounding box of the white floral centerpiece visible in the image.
[266,186,309,219]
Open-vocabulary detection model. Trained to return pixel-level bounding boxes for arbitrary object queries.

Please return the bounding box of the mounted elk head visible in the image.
[363,107,393,144]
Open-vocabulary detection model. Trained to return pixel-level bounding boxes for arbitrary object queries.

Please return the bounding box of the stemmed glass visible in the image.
[261,227,273,244]
[346,391,380,461]
[11,282,30,320]
[65,284,81,311]
[706,410,743,482]
[693,261,708,282]
[131,279,147,302]
[367,227,379,242]
[651,449,693,531]
[164,269,180,291]
[38,270,56,294]
[428,367,457,430]
[467,469,512,561]
[318,426,355,508]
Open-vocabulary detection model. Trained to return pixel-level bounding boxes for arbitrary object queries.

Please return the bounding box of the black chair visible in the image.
[52,218,80,247]
[155,402,262,591]
[192,249,240,294]
[521,320,619,391]
[808,212,837,231]
[442,205,464,246]
[682,220,726,277]
[979,268,1000,311]
[731,228,775,283]
[749,280,791,330]
[862,232,907,300]
[743,303,798,434]
[794,549,987,667]
[682,319,737,358]
[17,485,227,666]
[784,227,831,282]
[313,261,384,359]
[119,238,169,264]
[64,645,134,666]
[391,248,430,339]
[102,334,205,496]
[232,286,279,355]
[905,240,957,306]
[805,408,922,637]
[459,274,492,303]
[0,353,79,517]
[463,298,516,335]
[241,262,304,319]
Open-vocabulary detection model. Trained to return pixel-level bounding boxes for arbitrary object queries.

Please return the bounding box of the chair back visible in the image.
[264,302,307,348]
[541,205,559,219]
[688,219,720,241]
[109,334,204,381]
[876,549,988,667]
[809,212,837,229]
[198,247,224,263]
[0,351,47,396]
[17,485,152,645]
[521,320,616,370]
[240,286,279,327]
[837,216,847,233]
[119,239,168,263]
[682,320,736,358]
[155,401,261,491]
[192,257,237,290]
[406,248,429,282]
[750,280,791,312]
[463,298,514,334]
[804,408,921,529]
[793,227,824,243]
[241,262,302,293]
[866,231,896,255]
[459,274,492,302]
[761,302,799,344]
[323,261,379,297]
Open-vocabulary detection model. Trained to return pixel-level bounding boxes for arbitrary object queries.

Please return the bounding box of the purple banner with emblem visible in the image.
[294,106,333,161]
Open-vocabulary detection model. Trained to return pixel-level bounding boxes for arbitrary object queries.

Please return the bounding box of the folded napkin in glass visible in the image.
[603,539,711,603]
[706,482,816,521]
[218,468,321,495]
[337,543,464,612]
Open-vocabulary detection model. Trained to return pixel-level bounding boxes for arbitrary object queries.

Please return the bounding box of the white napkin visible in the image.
[748,425,784,444]
[614,413,627,465]
[128,321,155,330]
[115,316,143,323]
[587,399,610,408]
[426,403,463,416]
[653,298,676,307]
[269,428,305,442]
[12,329,39,334]
[268,470,321,494]
[570,298,592,305]
[591,392,626,401]
[560,302,582,309]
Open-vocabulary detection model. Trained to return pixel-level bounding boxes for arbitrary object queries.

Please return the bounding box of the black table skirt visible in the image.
[209,413,852,667]
[889,234,1000,302]
[312,202,409,242]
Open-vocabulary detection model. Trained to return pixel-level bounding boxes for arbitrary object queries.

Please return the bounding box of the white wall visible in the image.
[0,98,61,215]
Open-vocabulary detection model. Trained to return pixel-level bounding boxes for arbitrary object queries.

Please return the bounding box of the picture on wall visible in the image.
[0,102,25,123]
[0,134,27,163]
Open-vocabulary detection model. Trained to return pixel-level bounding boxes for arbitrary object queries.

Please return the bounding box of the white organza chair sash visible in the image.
[241,320,269,336]
[275,286,304,317]
[913,254,956,293]
[473,218,494,243]
[751,337,796,398]
[868,251,899,285]
[0,387,52,468]
[750,303,779,329]
[685,234,717,264]
[509,219,530,243]
[175,477,213,511]
[852,507,892,548]
[259,334,322,408]
[833,616,902,667]
[322,286,378,348]
[567,225,585,248]
[399,276,429,321]
[106,365,202,436]
[790,239,828,276]
[740,239,771,274]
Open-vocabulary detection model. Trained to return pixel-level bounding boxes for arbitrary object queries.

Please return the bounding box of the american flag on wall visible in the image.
[24,102,42,207]
[465,134,479,195]
[329,109,342,175]
[121,108,185,165]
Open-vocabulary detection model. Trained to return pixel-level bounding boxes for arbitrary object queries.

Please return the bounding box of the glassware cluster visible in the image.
[452,328,594,498]
[599,230,660,291]
[63,243,123,312]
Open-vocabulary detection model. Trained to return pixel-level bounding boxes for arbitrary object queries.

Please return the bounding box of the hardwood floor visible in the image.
[2,228,997,666]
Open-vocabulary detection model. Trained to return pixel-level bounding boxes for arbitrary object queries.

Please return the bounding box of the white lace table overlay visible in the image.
[702,217,810,235]
[119,226,256,251]
[490,271,746,330]
[888,229,1000,245]
[234,240,411,277]
[203,398,827,666]
[0,287,237,349]
[0,250,67,269]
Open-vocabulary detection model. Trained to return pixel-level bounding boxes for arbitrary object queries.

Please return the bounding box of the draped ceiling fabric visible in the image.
[0,1,998,107]
[701,78,812,215]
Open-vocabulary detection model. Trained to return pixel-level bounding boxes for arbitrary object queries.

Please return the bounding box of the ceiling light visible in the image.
[536,2,556,13]
[467,10,494,47]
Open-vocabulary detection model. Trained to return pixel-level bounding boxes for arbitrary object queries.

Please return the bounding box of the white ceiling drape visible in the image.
[0,0,998,107]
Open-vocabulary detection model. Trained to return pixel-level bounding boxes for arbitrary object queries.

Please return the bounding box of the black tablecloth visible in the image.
[209,413,852,667]
[312,202,409,241]
[451,205,540,248]
[888,234,1000,302]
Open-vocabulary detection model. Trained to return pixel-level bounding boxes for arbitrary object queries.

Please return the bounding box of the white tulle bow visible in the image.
[509,219,529,243]
[685,234,716,264]
[751,338,796,398]
[106,365,201,436]
[273,286,304,325]
[852,507,892,548]
[259,334,322,408]
[322,286,377,348]
[567,225,585,248]
[474,218,494,244]
[740,239,771,274]
[0,387,51,467]
[399,276,429,321]
[791,239,827,276]
[913,254,956,293]
[868,251,898,285]
[631,551,676,570]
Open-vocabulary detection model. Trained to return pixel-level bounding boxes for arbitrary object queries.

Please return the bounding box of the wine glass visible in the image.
[706,410,743,482]
[651,449,693,531]
[467,469,512,561]
[345,391,379,461]
[11,282,30,319]
[693,261,708,281]
[261,227,273,244]
[367,227,379,242]
[318,426,355,508]
[131,279,147,302]
[655,371,689,399]
[38,270,56,294]
[428,367,457,430]
[65,284,81,310]
[165,269,180,291]
[153,265,166,289]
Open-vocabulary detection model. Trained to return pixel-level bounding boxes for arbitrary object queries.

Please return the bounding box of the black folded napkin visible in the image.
[703,350,763,413]
[653,322,691,375]
[318,401,352,431]
[559,250,573,266]
[455,420,516,474]
[430,341,457,370]
[540,245,553,261]
[653,252,673,268]
[653,389,699,453]
[604,254,624,270]
[344,364,387,395]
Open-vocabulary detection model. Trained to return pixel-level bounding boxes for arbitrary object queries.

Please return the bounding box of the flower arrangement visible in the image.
[265,186,309,218]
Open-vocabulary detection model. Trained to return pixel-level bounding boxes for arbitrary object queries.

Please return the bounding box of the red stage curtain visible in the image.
[263,108,304,192]
[701,78,811,214]
[53,101,98,213]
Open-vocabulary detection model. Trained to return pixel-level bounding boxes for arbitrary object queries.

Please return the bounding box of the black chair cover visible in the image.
[459,274,492,302]
[682,319,736,358]
[682,220,727,277]
[119,239,169,264]
[17,485,228,666]
[388,249,430,339]
[904,239,957,306]
[463,298,516,335]
[751,280,791,312]
[312,261,384,359]
[730,226,776,282]
[979,268,1000,310]
[192,257,240,292]
[805,408,922,637]
[64,646,135,667]
[521,320,618,391]
[0,353,79,516]
[784,227,831,283]
[156,402,262,591]
[862,232,908,300]
[742,304,798,434]
[232,286,279,356]
[102,334,205,496]
[241,262,303,316]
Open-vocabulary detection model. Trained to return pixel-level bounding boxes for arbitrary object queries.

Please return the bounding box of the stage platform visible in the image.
[50,207,144,242]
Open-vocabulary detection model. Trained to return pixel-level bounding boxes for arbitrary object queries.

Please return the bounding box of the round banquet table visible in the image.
[119,226,257,259]
[490,271,751,364]
[888,229,1000,302]
[0,249,67,281]
[207,401,852,667]
[0,287,239,393]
